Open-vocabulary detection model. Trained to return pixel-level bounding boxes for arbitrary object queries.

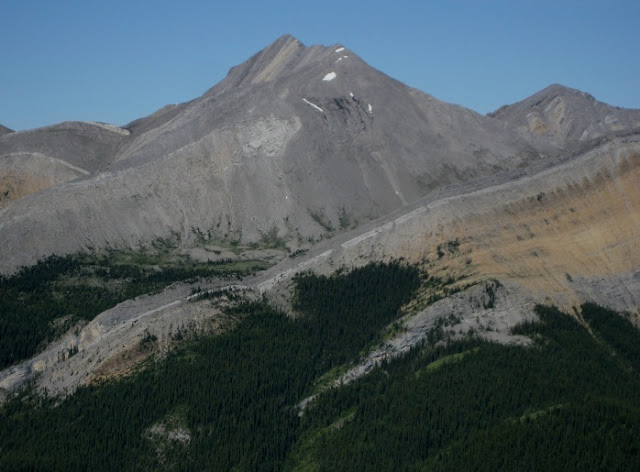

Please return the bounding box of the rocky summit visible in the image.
[489,83,640,146]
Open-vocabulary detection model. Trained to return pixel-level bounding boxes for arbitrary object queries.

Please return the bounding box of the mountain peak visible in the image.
[269,33,304,49]
[535,83,596,102]
[540,83,577,93]
[489,83,640,145]
[203,35,356,98]
[205,34,312,95]
[0,124,14,136]
[488,84,591,118]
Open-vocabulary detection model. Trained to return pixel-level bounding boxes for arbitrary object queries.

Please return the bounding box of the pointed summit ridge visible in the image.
[205,35,350,97]
[0,35,563,272]
[205,34,310,95]
[244,34,305,83]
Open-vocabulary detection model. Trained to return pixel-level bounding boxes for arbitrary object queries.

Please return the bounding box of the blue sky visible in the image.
[2,0,639,131]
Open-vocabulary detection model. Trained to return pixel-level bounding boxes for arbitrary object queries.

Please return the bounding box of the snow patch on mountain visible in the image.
[303,98,324,113]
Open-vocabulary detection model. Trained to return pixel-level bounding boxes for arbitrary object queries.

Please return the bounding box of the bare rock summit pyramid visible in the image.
[0,36,628,273]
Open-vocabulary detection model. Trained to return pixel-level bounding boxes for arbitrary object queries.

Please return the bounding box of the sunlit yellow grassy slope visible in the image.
[425,145,638,310]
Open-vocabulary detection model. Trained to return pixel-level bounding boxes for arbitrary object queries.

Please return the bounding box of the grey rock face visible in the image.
[0,35,565,273]
[488,84,640,148]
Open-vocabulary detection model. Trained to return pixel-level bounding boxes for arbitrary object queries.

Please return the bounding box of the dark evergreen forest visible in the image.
[0,253,269,369]
[0,262,639,471]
